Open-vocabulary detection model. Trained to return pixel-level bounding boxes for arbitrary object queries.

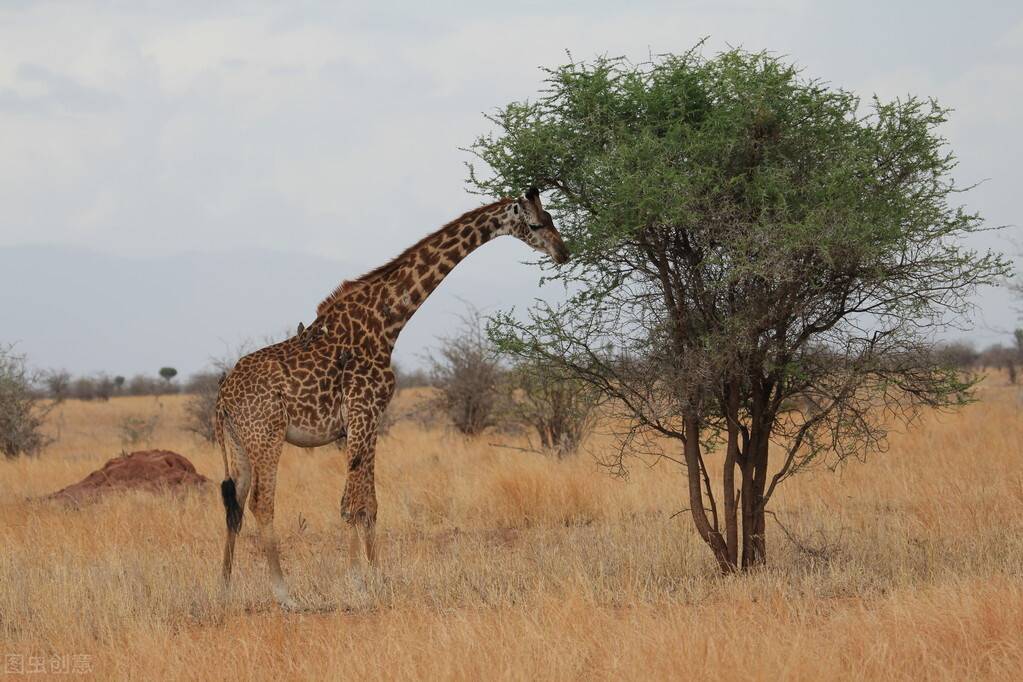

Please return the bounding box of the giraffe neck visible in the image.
[323,200,512,354]
[381,203,507,340]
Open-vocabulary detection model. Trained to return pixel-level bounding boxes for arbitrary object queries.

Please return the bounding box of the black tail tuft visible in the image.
[221,478,243,533]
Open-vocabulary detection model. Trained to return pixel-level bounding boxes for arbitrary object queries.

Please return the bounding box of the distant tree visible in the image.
[393,361,432,391]
[44,369,71,402]
[505,356,602,457]
[981,342,1019,384]
[183,337,290,442]
[113,376,126,393]
[126,374,161,396]
[1013,330,1023,384]
[183,344,258,443]
[70,376,97,401]
[978,344,1002,368]
[934,342,979,371]
[473,48,1009,571]
[183,370,226,442]
[158,367,178,384]
[94,374,114,401]
[0,346,53,458]
[428,306,505,436]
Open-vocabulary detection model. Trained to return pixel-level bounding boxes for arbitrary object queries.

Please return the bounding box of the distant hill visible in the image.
[0,244,552,378]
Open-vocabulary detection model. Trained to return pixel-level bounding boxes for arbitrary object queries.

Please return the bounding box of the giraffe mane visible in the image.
[316,197,514,316]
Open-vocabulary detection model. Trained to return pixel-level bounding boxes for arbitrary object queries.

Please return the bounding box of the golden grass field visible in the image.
[1,376,1022,680]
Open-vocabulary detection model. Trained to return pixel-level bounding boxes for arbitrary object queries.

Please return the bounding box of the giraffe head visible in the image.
[503,186,570,264]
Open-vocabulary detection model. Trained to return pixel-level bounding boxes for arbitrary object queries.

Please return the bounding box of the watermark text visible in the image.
[4,654,93,675]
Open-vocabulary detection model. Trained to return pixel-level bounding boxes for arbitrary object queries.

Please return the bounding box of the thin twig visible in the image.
[488,442,546,455]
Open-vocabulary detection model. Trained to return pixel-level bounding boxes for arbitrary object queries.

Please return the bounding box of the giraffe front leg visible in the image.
[339,458,377,603]
[339,363,393,599]
[339,403,382,594]
[340,453,378,565]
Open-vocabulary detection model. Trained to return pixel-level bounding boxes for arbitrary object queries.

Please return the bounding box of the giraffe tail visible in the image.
[216,408,243,533]
[221,479,242,534]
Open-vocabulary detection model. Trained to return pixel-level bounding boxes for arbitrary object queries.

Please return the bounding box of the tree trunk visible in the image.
[682,416,734,573]
[723,382,740,567]
[739,451,756,568]
[742,420,770,567]
[740,388,770,569]
[750,509,767,564]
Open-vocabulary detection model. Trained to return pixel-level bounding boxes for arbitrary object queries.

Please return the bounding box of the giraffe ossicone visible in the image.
[214,187,569,608]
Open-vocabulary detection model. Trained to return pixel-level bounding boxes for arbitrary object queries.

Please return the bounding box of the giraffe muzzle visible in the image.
[552,241,570,264]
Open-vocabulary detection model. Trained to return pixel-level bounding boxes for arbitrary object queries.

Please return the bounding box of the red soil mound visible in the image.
[47,450,210,502]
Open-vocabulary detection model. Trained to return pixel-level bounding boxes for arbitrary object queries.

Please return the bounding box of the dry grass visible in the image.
[1,377,1022,680]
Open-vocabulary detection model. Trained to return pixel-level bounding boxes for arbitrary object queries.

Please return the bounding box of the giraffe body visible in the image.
[215,188,568,608]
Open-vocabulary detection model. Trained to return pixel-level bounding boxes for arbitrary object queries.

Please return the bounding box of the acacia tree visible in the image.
[469,49,1009,572]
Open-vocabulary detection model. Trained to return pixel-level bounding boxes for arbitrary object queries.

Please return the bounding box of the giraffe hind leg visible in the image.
[247,450,298,610]
[221,427,252,591]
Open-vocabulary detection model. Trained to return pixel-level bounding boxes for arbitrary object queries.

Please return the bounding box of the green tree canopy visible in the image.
[469,48,1009,571]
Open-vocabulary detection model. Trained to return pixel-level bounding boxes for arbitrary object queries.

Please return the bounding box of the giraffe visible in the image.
[215,187,569,608]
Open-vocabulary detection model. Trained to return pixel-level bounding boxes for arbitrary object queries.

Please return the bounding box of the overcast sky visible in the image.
[1,1,1020,376]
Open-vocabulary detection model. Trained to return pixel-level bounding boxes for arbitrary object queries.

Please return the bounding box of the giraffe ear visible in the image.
[525,186,540,202]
